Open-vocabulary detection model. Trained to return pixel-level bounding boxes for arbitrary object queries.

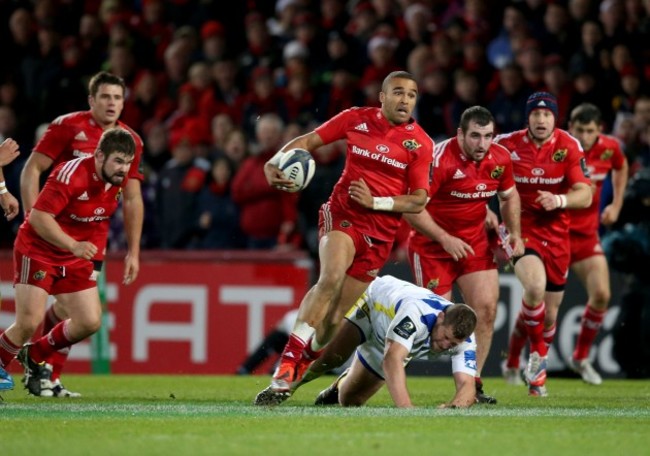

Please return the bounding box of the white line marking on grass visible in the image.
[3,404,650,418]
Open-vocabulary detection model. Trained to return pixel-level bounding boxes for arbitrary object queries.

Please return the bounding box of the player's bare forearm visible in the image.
[383,342,413,408]
[123,180,144,257]
[602,165,629,225]
[499,189,524,256]
[445,372,475,408]
[29,208,97,259]
[20,152,52,214]
[566,182,592,209]
[404,208,449,244]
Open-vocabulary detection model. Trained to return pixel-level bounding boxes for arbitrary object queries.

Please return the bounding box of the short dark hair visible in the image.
[570,103,602,125]
[459,106,495,133]
[443,304,477,340]
[98,128,136,158]
[381,71,417,93]
[88,71,126,98]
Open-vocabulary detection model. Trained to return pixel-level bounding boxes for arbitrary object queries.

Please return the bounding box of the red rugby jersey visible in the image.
[569,134,626,234]
[409,136,516,256]
[34,110,144,182]
[315,107,433,242]
[15,157,127,266]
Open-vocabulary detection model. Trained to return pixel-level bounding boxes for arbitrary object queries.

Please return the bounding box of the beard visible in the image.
[101,164,125,186]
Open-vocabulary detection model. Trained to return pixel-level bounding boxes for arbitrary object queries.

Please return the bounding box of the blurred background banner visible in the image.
[0,251,626,377]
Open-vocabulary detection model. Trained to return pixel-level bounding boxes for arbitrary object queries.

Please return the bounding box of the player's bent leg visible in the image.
[337,358,383,407]
[296,320,362,393]
[315,368,349,406]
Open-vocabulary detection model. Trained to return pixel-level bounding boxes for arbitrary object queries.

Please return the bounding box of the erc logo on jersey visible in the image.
[402,139,421,151]
[552,149,568,162]
[490,166,505,179]
[393,316,417,339]
[601,149,614,161]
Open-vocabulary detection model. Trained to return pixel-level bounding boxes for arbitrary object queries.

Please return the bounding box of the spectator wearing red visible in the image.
[240,65,287,138]
[200,20,227,64]
[231,113,298,250]
[199,58,243,126]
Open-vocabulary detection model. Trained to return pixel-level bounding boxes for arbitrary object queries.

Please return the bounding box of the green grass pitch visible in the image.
[1,375,649,456]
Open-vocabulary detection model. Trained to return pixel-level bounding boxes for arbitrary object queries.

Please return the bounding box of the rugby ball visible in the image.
[277,148,316,192]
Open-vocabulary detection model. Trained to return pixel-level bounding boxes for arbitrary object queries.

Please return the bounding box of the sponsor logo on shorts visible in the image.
[33,270,46,281]
[366,268,379,278]
[89,270,99,281]
[490,166,505,179]
[402,139,421,151]
[426,278,439,290]
[340,220,351,228]
[393,316,417,339]
[552,149,568,162]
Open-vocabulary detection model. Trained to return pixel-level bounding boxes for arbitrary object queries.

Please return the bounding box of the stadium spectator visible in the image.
[0,129,139,397]
[405,106,523,405]
[195,154,244,249]
[567,103,628,385]
[254,71,432,406]
[495,92,592,397]
[156,130,209,249]
[231,113,297,249]
[489,63,532,134]
[285,275,478,409]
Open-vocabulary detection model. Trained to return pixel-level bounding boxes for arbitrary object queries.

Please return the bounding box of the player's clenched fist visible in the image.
[71,241,98,260]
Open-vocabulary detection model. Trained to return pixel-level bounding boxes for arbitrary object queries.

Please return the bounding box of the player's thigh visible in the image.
[317,230,356,284]
[456,267,499,310]
[14,284,50,330]
[338,356,384,406]
[513,253,546,296]
[55,287,102,327]
[318,320,363,372]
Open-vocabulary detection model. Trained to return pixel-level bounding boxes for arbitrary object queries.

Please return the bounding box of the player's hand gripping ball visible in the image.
[277,148,316,192]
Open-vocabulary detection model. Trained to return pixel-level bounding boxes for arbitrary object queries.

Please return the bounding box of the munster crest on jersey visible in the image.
[601,149,614,161]
[552,149,568,162]
[490,166,505,179]
[115,188,123,201]
[402,139,421,151]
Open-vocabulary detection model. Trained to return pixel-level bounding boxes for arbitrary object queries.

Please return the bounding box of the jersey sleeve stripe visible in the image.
[432,138,451,167]
[56,157,84,185]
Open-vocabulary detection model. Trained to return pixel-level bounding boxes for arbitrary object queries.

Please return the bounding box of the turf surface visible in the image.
[1,375,649,456]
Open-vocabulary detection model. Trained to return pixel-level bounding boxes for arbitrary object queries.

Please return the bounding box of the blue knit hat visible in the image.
[525,91,558,120]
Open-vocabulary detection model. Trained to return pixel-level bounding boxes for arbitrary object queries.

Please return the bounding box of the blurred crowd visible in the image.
[1,0,649,254]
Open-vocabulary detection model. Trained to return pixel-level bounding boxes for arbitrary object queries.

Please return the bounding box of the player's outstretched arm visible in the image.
[382,340,413,408]
[601,161,629,226]
[439,372,475,409]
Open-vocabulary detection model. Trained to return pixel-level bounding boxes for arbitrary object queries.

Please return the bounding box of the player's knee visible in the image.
[316,272,345,295]
[591,288,610,308]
